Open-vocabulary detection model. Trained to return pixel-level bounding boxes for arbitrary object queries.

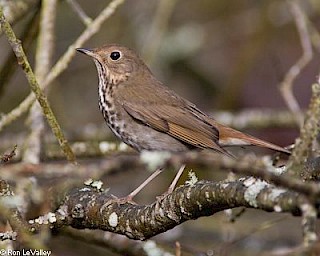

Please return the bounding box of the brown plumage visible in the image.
[77,44,290,157]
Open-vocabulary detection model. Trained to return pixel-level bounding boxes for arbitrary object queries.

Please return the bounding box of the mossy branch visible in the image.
[0,6,76,163]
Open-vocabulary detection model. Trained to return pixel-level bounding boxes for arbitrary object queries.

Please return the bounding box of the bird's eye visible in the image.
[110,51,121,61]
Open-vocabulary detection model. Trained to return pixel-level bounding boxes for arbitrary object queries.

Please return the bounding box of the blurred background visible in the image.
[1,0,320,255]
[2,0,319,142]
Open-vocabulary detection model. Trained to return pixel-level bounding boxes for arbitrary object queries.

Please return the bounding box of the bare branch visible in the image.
[0,0,126,132]
[22,0,57,164]
[300,202,317,246]
[66,0,92,26]
[280,0,313,126]
[0,6,40,99]
[0,6,76,163]
[141,0,178,63]
[63,229,163,256]
[169,153,320,199]
[213,109,297,130]
[287,84,320,177]
[0,0,40,35]
[0,180,44,248]
[29,177,304,240]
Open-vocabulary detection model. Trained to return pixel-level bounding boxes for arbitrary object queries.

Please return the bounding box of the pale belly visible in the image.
[99,103,190,152]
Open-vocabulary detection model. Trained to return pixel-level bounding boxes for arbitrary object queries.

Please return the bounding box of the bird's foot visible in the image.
[111,195,138,205]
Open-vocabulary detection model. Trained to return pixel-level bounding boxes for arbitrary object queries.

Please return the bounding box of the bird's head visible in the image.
[77,44,147,85]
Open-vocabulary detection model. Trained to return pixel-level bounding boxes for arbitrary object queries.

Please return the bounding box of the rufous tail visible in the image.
[214,123,291,154]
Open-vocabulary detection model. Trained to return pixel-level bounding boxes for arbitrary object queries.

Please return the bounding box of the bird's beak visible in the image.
[76,48,96,58]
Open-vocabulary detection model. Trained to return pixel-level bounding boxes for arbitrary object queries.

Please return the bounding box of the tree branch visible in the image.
[0,6,76,163]
[0,0,126,132]
[0,0,39,35]
[287,84,320,177]
[22,0,57,164]
[280,0,313,126]
[28,177,304,240]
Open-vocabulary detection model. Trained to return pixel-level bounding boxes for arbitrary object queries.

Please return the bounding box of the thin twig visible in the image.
[0,0,126,132]
[308,22,320,53]
[62,229,154,256]
[0,6,76,163]
[141,0,178,64]
[0,6,40,99]
[22,0,57,164]
[168,153,320,199]
[213,109,297,130]
[0,180,46,248]
[0,0,40,35]
[175,241,181,256]
[66,0,92,26]
[280,0,313,127]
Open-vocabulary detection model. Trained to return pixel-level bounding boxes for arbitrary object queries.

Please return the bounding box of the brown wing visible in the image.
[116,73,234,155]
[116,72,289,155]
[123,102,230,155]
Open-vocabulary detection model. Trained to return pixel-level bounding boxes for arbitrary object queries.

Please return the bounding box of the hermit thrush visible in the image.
[76,44,290,156]
[76,44,290,201]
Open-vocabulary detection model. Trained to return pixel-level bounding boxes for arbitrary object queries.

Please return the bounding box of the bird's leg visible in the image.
[117,165,186,204]
[156,164,186,201]
[167,164,186,194]
[123,168,163,202]
[155,164,186,202]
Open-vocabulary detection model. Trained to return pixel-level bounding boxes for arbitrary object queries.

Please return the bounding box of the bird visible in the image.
[76,44,290,200]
